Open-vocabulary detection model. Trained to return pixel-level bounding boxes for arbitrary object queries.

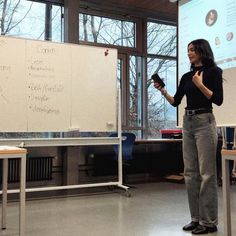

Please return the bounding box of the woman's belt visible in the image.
[185,108,212,116]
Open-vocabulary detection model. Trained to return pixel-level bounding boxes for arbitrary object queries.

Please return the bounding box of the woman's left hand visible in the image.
[192,71,203,88]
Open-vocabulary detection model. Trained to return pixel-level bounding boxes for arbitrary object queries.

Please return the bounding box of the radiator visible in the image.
[0,156,53,183]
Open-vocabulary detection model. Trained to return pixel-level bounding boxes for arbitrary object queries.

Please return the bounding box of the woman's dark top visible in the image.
[172,65,223,109]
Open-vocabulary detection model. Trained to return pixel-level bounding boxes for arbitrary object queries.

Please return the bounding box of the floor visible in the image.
[1,182,236,236]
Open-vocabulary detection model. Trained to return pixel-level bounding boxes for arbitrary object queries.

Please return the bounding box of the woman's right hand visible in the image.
[154,82,162,90]
[154,82,167,96]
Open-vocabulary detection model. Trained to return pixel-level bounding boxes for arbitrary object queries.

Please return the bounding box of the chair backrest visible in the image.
[110,132,136,161]
[226,127,234,149]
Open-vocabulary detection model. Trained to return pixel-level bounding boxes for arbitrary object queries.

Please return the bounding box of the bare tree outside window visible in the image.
[129,56,143,128]
[79,14,135,47]
[0,0,62,41]
[147,59,176,138]
[147,22,177,138]
[147,23,176,56]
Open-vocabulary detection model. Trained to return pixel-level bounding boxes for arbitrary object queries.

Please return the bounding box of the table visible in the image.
[0,146,27,236]
[0,137,131,197]
[221,149,236,236]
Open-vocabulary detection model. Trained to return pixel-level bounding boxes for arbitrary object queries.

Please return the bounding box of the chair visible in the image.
[110,132,136,185]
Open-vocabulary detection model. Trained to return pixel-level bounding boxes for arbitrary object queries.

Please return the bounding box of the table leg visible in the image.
[19,156,26,236]
[2,158,8,230]
[222,156,232,236]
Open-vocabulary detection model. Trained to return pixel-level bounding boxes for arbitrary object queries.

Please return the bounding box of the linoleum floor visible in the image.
[1,182,236,236]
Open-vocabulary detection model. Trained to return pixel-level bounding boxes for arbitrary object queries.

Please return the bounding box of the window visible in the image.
[51,5,64,42]
[146,21,177,138]
[129,56,143,128]
[0,0,63,42]
[147,22,176,57]
[79,13,135,47]
[147,59,176,138]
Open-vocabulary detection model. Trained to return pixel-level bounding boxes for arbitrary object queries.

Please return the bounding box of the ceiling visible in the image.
[80,0,178,22]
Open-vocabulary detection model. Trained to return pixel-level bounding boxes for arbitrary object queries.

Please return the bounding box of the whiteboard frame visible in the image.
[0,88,131,196]
[0,35,117,132]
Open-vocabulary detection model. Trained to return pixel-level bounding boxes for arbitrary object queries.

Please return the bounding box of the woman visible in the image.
[154,39,223,234]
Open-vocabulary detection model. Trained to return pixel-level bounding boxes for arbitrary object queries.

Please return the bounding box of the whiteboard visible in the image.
[0,36,117,132]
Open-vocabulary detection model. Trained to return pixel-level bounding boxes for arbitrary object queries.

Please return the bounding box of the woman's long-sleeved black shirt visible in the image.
[172,65,223,109]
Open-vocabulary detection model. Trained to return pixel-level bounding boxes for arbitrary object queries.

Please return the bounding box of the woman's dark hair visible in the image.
[188,39,216,68]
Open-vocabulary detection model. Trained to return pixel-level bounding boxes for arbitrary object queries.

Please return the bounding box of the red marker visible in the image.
[104,49,109,56]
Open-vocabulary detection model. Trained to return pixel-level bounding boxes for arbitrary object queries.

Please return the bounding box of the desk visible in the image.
[0,146,27,236]
[221,149,236,236]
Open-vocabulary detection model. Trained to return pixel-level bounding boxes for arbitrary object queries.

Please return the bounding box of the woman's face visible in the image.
[187,43,202,65]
